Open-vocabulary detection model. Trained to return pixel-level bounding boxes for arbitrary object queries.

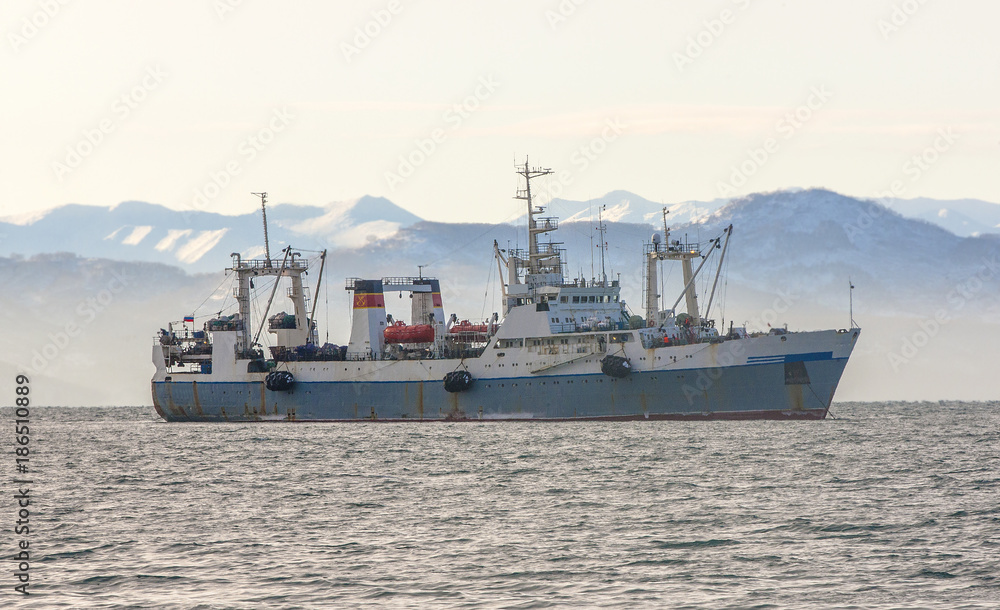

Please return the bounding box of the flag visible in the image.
[184,315,195,323]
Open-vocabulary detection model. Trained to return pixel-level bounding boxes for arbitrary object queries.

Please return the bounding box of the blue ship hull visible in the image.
[152,357,848,422]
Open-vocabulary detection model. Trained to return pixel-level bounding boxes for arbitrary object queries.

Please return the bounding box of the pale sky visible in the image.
[4,0,998,223]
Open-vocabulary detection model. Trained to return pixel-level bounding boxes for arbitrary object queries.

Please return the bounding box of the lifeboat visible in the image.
[448,320,490,341]
[383,321,435,344]
[449,320,489,334]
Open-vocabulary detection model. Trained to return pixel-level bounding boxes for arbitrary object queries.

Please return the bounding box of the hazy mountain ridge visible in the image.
[0,196,422,271]
[0,253,223,406]
[2,189,996,274]
[882,197,1000,237]
[538,190,731,228]
[690,190,1000,316]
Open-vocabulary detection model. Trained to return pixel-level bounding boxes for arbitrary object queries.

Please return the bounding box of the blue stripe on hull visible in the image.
[152,358,849,422]
[746,351,833,365]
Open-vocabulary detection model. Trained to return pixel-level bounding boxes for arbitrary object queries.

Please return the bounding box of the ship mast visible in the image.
[596,205,607,285]
[228,192,313,356]
[644,217,730,328]
[252,191,272,267]
[514,158,554,274]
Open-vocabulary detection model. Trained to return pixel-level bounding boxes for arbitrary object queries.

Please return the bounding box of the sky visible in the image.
[4,0,999,224]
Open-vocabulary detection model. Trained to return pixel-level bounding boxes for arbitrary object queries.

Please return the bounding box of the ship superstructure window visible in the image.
[610,333,632,343]
[560,296,568,303]
[572,296,580,303]
[495,338,524,349]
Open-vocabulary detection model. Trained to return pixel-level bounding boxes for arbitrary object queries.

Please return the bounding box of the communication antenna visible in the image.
[589,201,595,282]
[660,206,669,300]
[596,204,607,285]
[514,157,554,274]
[252,192,271,267]
[849,278,856,328]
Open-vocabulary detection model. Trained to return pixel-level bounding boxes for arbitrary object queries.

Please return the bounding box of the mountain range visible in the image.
[1,191,997,273]
[0,195,422,272]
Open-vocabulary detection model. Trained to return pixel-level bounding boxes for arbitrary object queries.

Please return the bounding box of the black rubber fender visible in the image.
[600,355,632,378]
[443,370,473,393]
[265,370,295,391]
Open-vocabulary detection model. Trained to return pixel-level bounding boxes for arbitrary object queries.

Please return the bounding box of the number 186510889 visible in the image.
[15,375,30,470]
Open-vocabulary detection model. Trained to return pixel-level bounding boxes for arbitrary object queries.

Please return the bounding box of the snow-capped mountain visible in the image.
[533,190,730,228]
[3,191,996,275]
[0,196,422,272]
[687,190,1000,316]
[881,197,1000,237]
[533,190,1000,238]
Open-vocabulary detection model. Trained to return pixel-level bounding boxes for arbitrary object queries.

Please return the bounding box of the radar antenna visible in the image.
[252,191,271,267]
[596,205,608,285]
[514,157,554,274]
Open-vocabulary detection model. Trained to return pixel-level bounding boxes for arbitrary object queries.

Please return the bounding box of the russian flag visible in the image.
[183,315,195,323]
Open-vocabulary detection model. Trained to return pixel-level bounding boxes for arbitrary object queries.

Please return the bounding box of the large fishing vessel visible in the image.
[152,162,860,422]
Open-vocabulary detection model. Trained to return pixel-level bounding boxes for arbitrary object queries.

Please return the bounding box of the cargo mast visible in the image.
[515,158,555,275]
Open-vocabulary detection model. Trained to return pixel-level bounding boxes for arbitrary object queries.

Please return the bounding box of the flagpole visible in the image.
[849,278,855,329]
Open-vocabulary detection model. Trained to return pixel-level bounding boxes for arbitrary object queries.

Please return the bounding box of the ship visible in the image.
[152,161,860,422]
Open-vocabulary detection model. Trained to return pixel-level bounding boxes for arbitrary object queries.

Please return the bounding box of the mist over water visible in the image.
[7,402,999,608]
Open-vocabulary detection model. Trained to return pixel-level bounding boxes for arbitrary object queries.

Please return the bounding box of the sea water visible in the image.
[3,402,998,608]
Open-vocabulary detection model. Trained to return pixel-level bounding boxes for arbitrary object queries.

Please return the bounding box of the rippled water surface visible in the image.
[5,402,1000,608]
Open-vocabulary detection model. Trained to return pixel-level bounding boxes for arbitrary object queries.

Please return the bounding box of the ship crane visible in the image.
[644,223,733,328]
[226,192,324,356]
